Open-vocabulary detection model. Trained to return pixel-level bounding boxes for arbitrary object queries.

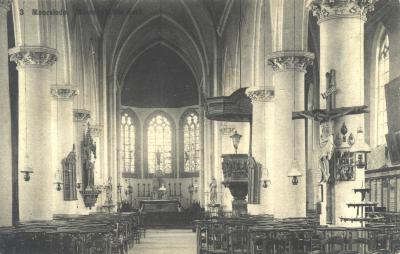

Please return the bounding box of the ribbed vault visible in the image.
[103,0,217,95]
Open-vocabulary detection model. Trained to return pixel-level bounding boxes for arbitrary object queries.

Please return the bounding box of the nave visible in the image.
[1,0,400,253]
[130,229,196,254]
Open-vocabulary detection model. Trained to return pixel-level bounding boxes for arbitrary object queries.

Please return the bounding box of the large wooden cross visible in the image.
[292,69,368,123]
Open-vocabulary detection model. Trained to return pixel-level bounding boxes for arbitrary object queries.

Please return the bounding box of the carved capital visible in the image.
[90,124,102,137]
[308,0,379,23]
[51,85,79,100]
[267,51,314,72]
[0,0,11,10]
[73,109,91,122]
[246,86,275,102]
[9,46,58,67]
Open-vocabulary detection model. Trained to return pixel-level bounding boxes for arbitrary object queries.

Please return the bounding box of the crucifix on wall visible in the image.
[292,69,369,183]
[293,70,368,123]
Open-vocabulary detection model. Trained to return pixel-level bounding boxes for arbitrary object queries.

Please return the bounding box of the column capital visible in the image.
[267,51,314,73]
[9,46,58,68]
[73,109,91,122]
[51,85,79,100]
[0,0,11,11]
[90,124,103,137]
[308,0,379,23]
[246,86,275,102]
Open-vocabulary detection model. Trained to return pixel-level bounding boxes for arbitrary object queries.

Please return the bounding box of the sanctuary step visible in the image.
[0,212,144,254]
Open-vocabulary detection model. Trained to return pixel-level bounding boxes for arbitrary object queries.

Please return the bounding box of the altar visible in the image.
[139,200,185,227]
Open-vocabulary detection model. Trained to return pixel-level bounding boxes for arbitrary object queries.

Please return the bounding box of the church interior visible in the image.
[1,0,400,253]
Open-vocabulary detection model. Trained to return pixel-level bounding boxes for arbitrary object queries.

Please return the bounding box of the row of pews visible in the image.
[195,213,400,254]
[0,212,145,254]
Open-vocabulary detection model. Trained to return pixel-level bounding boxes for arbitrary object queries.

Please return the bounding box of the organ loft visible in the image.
[0,0,400,253]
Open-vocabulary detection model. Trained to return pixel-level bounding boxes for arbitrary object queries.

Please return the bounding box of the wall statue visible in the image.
[104,177,113,204]
[209,177,217,204]
[82,124,97,190]
[319,122,334,183]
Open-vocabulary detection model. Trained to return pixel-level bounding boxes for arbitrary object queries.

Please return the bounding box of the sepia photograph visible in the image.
[0,0,400,253]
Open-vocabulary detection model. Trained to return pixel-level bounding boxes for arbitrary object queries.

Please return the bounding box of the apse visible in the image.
[121,45,199,108]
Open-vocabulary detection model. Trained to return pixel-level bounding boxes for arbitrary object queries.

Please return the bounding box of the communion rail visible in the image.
[0,212,143,254]
[195,214,400,254]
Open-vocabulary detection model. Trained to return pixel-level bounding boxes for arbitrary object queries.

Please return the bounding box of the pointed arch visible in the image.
[120,108,141,178]
[179,108,200,177]
[369,23,390,147]
[143,111,177,178]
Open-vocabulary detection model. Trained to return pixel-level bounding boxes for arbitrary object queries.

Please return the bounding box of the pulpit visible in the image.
[222,154,249,216]
[205,88,254,217]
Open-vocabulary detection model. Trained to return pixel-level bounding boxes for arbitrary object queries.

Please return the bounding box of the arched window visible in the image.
[182,111,200,173]
[377,33,389,146]
[121,110,140,177]
[147,114,173,174]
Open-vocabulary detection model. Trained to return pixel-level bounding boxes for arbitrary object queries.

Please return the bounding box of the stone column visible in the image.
[73,109,90,213]
[309,0,378,226]
[267,51,314,218]
[0,0,12,226]
[9,46,58,221]
[246,87,275,215]
[51,86,78,214]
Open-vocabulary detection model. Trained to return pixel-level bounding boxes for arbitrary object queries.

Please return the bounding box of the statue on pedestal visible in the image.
[209,177,217,204]
[105,177,113,204]
[82,124,97,190]
[79,124,101,209]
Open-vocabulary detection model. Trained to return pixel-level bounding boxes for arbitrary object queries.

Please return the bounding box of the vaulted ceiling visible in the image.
[121,44,198,108]
[99,0,225,98]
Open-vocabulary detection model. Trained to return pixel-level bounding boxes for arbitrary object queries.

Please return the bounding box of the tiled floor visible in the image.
[129,229,197,254]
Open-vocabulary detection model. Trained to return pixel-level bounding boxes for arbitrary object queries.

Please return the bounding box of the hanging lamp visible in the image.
[288,0,303,185]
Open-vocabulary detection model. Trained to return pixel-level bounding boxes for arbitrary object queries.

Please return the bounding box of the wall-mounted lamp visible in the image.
[230,131,242,154]
[54,168,63,191]
[188,184,194,193]
[261,179,271,188]
[20,166,34,181]
[125,184,133,195]
[349,127,371,168]
[288,159,302,185]
[76,182,82,189]
[193,179,199,193]
[54,182,63,191]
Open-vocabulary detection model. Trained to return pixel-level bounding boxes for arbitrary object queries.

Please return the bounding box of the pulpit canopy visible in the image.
[205,88,252,122]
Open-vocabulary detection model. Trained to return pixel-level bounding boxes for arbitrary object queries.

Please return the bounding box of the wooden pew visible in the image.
[0,212,142,254]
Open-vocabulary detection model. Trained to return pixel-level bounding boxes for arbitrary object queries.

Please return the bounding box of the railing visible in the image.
[365,166,400,212]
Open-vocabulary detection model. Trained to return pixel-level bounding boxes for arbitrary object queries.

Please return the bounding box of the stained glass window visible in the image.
[147,115,172,174]
[377,33,389,145]
[121,112,136,173]
[183,111,200,172]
